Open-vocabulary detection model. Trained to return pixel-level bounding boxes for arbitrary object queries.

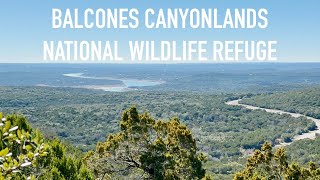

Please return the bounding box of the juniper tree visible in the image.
[85,106,211,179]
[234,142,320,180]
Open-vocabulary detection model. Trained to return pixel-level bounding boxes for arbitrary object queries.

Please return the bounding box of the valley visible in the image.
[226,99,320,146]
[0,63,320,179]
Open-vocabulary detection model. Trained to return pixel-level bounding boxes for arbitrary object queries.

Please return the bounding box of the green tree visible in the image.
[85,106,211,179]
[0,113,48,179]
[0,112,93,180]
[234,142,320,180]
[36,139,94,180]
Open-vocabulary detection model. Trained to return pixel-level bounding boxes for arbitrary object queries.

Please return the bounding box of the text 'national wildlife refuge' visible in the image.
[43,8,277,62]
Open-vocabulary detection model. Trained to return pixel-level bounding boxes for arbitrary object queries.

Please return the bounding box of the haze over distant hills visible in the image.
[1,63,320,93]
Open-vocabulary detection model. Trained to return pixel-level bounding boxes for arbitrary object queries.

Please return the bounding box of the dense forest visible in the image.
[286,137,320,165]
[241,87,320,119]
[1,107,320,179]
[1,86,320,179]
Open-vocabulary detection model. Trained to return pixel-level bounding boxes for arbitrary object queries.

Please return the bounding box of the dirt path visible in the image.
[226,99,320,147]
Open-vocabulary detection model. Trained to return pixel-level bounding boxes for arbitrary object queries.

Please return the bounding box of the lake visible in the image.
[0,63,320,93]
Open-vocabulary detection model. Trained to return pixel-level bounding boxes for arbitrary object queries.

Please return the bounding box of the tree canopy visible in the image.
[1,106,320,179]
[85,106,211,179]
[234,142,320,180]
[0,113,48,179]
[0,113,93,180]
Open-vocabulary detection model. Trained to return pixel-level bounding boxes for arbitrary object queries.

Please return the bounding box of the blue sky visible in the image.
[0,0,319,63]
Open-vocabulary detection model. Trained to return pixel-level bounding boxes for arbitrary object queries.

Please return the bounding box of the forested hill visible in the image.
[0,86,319,179]
[241,87,320,119]
[1,102,320,179]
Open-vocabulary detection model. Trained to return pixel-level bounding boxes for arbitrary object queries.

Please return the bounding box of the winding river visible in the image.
[226,99,320,147]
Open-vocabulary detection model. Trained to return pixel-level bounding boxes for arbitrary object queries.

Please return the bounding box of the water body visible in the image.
[63,73,164,92]
[0,63,320,93]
